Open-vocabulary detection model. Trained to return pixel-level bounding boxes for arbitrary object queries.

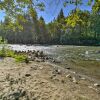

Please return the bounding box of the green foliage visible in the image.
[0,37,8,57]
[0,48,28,63]
[0,36,7,44]
[0,48,15,58]
[0,47,14,58]
[92,0,100,14]
[0,47,6,57]
[0,1,100,45]
[0,0,45,31]
[0,37,2,44]
[0,37,27,62]
[36,2,45,11]
[6,50,15,58]
[15,55,27,62]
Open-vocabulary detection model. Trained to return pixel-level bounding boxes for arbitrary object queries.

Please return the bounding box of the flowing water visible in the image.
[8,44,100,61]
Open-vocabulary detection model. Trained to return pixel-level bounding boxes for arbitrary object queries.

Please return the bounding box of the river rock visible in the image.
[72,71,76,74]
[39,51,44,57]
[39,67,43,70]
[25,58,29,63]
[80,77,86,80]
[35,58,43,62]
[53,68,62,75]
[57,69,61,74]
[66,74,72,78]
[65,67,71,70]
[94,83,100,87]
[72,77,78,84]
[88,86,93,89]
[25,74,31,77]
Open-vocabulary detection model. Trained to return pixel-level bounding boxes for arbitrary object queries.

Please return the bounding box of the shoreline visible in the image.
[0,57,100,100]
[7,44,100,47]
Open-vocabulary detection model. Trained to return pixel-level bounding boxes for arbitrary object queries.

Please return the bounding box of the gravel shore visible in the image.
[0,57,100,100]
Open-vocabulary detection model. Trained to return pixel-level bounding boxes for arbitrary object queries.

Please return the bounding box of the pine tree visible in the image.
[57,9,65,22]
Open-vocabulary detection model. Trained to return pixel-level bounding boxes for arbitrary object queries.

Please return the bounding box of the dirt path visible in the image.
[0,58,100,100]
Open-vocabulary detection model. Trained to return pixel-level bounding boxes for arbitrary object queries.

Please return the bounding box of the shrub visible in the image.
[6,50,15,58]
[0,47,6,57]
[15,55,27,62]
[0,48,15,58]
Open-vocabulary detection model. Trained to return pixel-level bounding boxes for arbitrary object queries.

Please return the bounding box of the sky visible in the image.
[0,0,92,23]
[37,0,92,23]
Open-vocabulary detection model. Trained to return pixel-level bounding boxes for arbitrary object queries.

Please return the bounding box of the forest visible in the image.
[0,1,100,100]
[0,0,100,45]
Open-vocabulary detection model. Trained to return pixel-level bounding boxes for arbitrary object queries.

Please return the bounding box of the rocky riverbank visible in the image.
[0,57,100,100]
[14,50,59,63]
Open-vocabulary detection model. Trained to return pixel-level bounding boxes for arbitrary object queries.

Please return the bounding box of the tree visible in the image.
[38,16,48,43]
[0,0,45,30]
[0,0,100,45]
[91,1,100,40]
[65,9,90,38]
[57,9,65,22]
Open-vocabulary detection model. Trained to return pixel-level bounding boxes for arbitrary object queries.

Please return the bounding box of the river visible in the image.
[2,44,100,81]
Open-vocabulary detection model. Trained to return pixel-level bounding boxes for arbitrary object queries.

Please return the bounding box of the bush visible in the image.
[0,47,6,57]
[6,50,15,58]
[15,55,27,62]
[0,48,15,58]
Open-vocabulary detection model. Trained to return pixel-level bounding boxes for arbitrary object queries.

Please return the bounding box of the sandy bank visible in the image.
[0,57,100,100]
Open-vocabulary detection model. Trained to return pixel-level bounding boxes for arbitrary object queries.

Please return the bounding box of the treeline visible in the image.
[0,9,50,44]
[0,7,100,45]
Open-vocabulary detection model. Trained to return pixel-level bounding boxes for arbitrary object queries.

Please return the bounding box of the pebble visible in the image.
[88,86,100,93]
[72,77,78,84]
[25,74,31,77]
[66,74,72,78]
[80,77,86,80]
[57,69,61,74]
[88,86,93,89]
[53,69,61,74]
[94,83,100,87]
[39,67,43,70]
[65,67,71,70]
[72,72,76,74]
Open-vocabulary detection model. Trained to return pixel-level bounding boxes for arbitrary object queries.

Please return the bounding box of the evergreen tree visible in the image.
[57,9,65,22]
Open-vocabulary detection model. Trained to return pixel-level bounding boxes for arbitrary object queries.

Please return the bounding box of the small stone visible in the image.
[32,97,37,100]
[21,90,26,97]
[25,74,31,77]
[18,73,21,76]
[94,83,100,87]
[57,69,61,74]
[88,86,93,89]
[45,57,49,60]
[53,69,61,74]
[72,77,78,84]
[81,77,86,80]
[31,67,37,70]
[35,58,41,62]
[72,72,76,74]
[65,67,71,70]
[61,80,65,83]
[66,74,72,78]
[39,67,43,70]
[25,58,29,63]
[52,59,56,62]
